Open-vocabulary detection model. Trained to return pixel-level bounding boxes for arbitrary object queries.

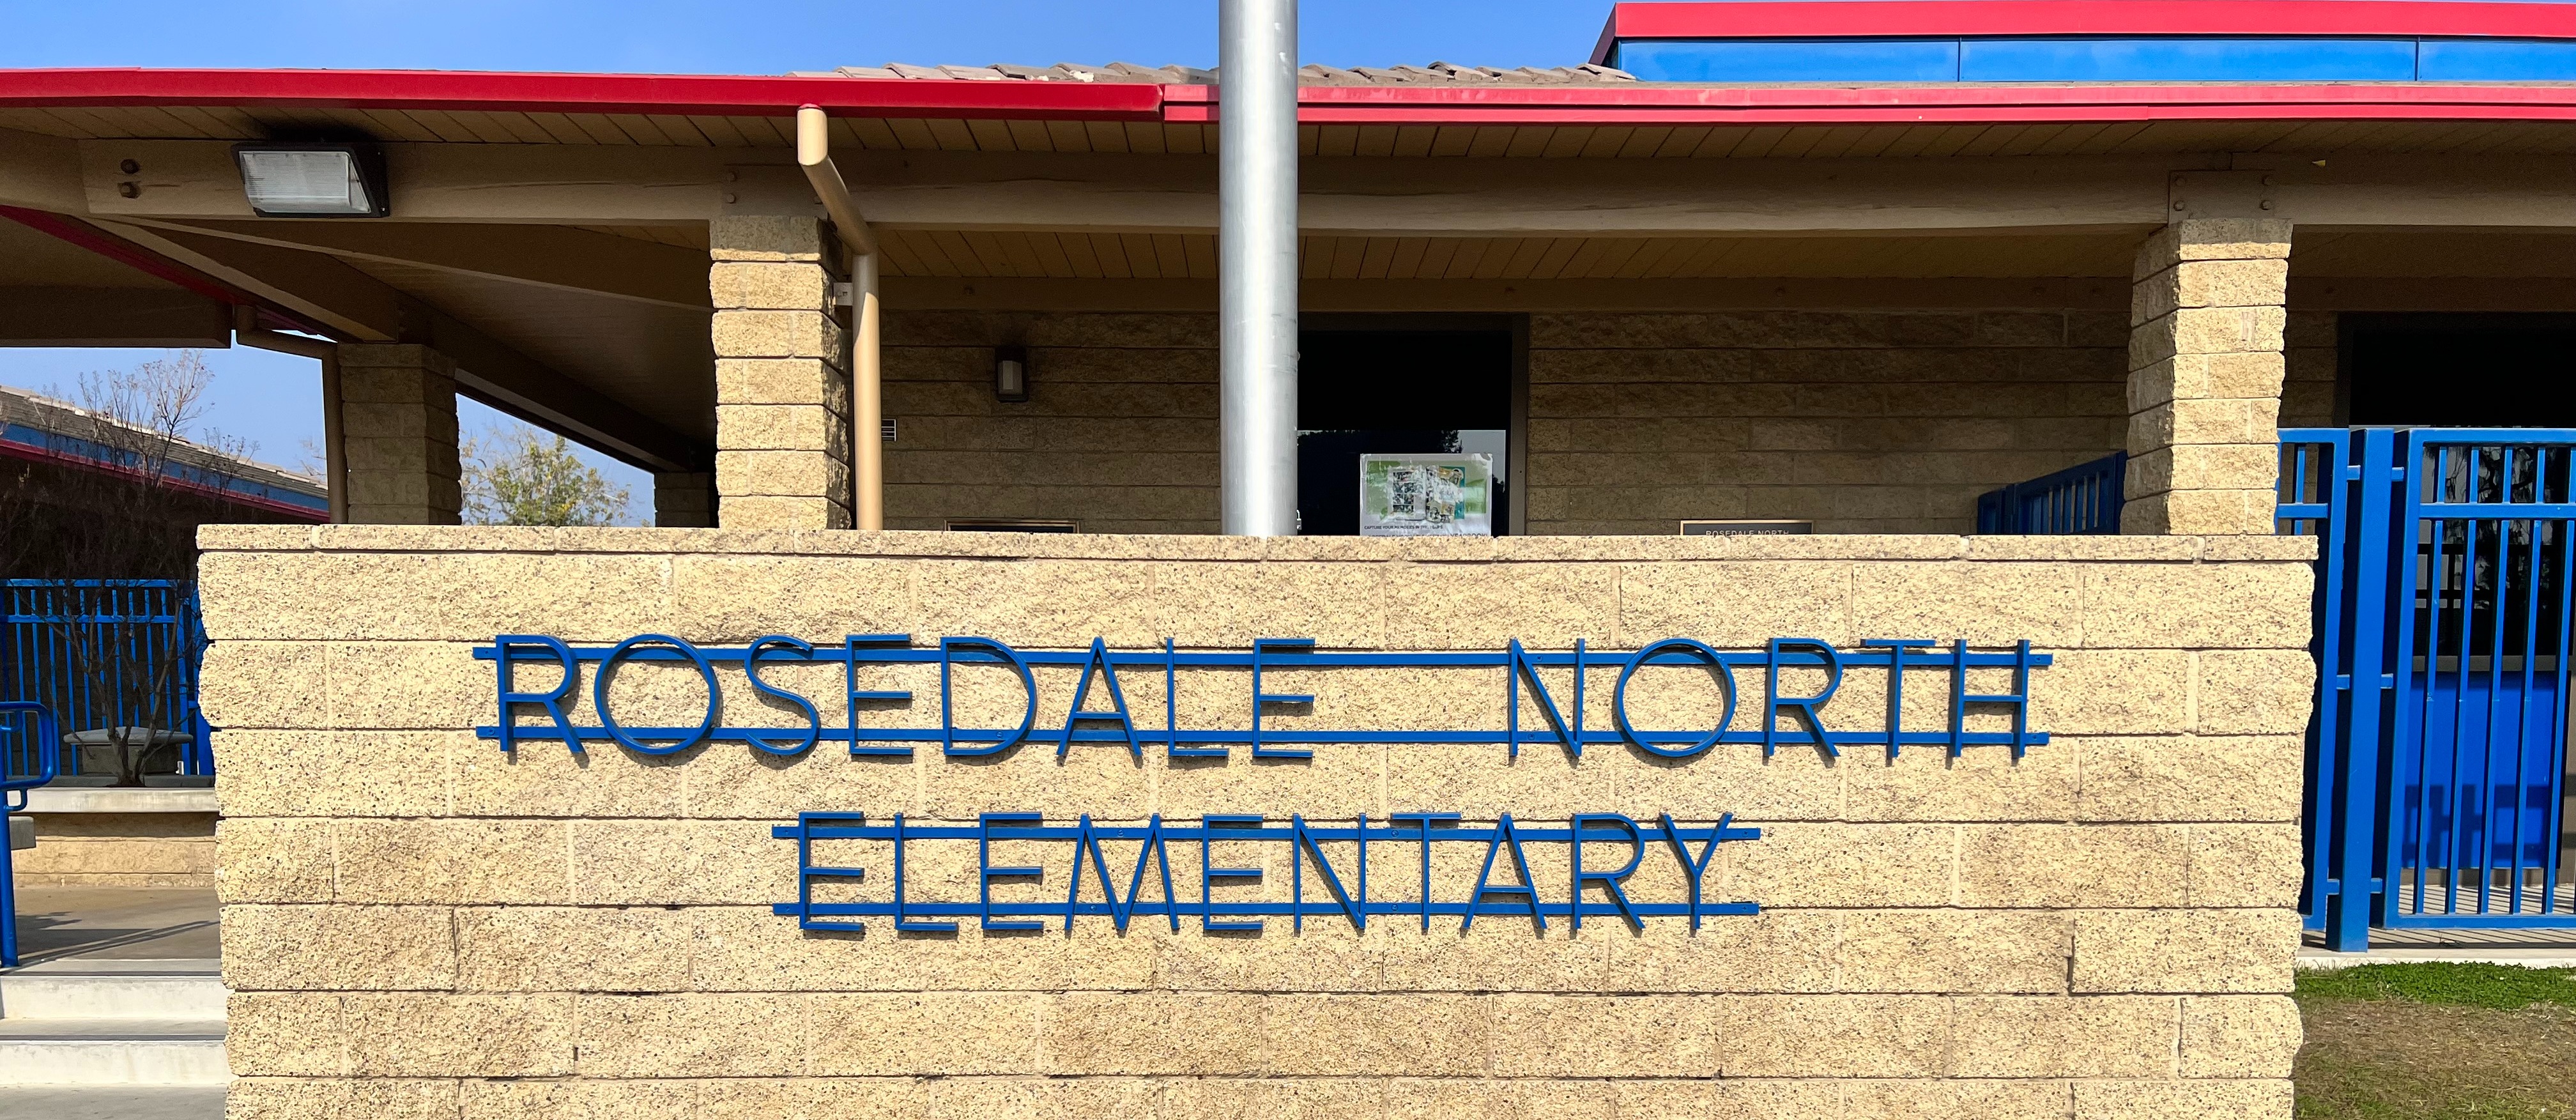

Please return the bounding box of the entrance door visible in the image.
[1295,326,1514,535]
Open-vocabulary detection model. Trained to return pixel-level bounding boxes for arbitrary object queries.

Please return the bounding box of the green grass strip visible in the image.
[2297,962,2576,1011]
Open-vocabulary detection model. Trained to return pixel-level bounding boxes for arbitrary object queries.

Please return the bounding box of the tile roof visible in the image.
[792,61,1638,85]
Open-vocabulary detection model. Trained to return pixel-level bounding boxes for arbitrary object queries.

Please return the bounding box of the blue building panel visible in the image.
[1959,37,2420,82]
[2419,38,2576,81]
[1613,39,1959,82]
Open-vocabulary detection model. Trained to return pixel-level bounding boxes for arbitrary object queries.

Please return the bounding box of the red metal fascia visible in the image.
[0,68,1164,121]
[1161,82,2576,126]
[0,439,330,523]
[1596,1,2576,61]
[0,206,331,336]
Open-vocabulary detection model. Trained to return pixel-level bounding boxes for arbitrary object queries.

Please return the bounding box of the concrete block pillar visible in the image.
[2123,219,2292,535]
[653,472,716,528]
[709,215,852,530]
[335,344,461,525]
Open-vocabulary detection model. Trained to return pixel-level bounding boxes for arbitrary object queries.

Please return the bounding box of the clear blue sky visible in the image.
[0,0,1612,523]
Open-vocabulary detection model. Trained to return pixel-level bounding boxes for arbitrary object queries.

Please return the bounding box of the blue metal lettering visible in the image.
[1059,637,1142,759]
[844,634,914,757]
[977,812,1043,932]
[1199,815,1266,932]
[493,634,580,753]
[1949,639,2041,758]
[891,813,955,932]
[1662,811,1757,930]
[1613,638,1735,758]
[1462,813,1547,932]
[786,811,868,932]
[478,636,2050,756]
[594,634,718,756]
[1392,811,1460,931]
[1249,638,1316,758]
[742,635,822,756]
[1861,639,1936,758]
[1569,813,1646,931]
[1505,638,1583,758]
[1289,813,1366,932]
[1762,638,1844,757]
[940,636,1036,758]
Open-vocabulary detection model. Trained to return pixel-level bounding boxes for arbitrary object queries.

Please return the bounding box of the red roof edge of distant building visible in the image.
[1589,0,2576,64]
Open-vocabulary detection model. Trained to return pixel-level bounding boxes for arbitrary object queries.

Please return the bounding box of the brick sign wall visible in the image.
[200,527,2314,1119]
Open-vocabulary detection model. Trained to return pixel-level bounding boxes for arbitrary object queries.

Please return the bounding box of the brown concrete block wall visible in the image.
[201,526,2311,1118]
[882,310,2157,537]
[1525,311,2133,535]
[711,216,852,530]
[881,312,1221,533]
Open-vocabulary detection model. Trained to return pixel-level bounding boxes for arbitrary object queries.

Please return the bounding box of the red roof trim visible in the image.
[1160,81,2576,126]
[0,68,1163,121]
[1597,1,2576,61]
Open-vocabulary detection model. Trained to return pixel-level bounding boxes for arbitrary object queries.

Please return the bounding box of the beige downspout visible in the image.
[233,305,346,523]
[795,105,884,531]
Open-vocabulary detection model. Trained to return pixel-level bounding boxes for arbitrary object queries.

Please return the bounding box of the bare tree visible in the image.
[0,352,243,785]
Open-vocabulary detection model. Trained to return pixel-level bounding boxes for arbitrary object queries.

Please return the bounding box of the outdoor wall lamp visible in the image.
[994,346,1031,403]
[232,142,390,217]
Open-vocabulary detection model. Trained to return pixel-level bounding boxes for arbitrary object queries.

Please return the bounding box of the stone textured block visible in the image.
[2071,909,2299,993]
[1721,995,1951,1077]
[2073,1078,2292,1119]
[344,993,575,1077]
[1951,997,2179,1077]
[225,905,457,991]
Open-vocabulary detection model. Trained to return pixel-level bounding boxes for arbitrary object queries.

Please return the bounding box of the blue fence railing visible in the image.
[1,580,211,781]
[1975,452,2126,535]
[2285,428,2576,949]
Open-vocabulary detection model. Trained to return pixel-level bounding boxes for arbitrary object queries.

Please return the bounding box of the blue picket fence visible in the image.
[1975,451,2126,535]
[0,580,212,781]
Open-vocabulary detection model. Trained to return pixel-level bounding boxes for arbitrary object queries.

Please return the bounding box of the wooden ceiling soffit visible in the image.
[95,220,705,473]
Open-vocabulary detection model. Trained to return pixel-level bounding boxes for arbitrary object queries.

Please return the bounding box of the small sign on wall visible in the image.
[1360,454,1493,537]
[1680,519,1813,535]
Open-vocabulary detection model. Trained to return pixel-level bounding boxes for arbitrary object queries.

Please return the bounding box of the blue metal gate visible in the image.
[2285,427,2576,949]
[0,580,212,780]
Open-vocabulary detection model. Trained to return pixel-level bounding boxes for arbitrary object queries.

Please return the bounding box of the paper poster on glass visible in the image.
[1358,453,1492,537]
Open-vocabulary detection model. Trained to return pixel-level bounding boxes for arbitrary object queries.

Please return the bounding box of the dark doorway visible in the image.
[1296,327,1514,535]
[2345,314,2576,427]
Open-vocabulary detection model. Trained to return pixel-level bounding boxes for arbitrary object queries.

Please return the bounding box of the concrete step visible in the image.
[0,960,226,1020]
[0,1018,229,1085]
[0,1085,227,1119]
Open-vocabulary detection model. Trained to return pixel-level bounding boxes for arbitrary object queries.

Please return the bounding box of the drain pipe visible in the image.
[796,105,884,531]
[233,305,345,523]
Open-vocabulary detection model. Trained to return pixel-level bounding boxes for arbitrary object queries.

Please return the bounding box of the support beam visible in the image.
[74,141,2576,236]
[89,219,705,473]
[144,220,710,309]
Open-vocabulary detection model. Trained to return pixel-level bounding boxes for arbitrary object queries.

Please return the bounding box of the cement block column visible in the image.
[709,215,852,530]
[2124,219,2292,535]
[653,472,716,528]
[334,344,461,525]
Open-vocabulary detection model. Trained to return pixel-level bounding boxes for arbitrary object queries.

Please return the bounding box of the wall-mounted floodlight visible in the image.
[231,143,389,218]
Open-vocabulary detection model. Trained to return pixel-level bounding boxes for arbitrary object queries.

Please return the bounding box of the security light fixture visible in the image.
[994,346,1031,403]
[232,143,389,218]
